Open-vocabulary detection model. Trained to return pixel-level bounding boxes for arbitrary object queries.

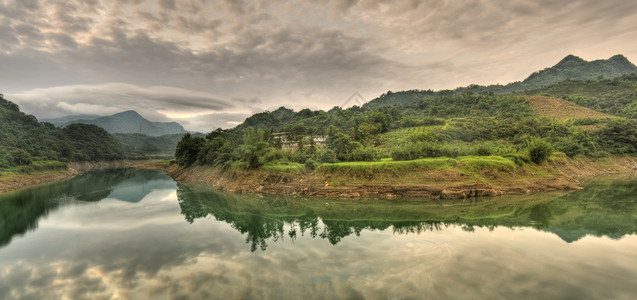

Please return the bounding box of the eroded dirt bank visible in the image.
[146,156,637,199]
[0,169,79,194]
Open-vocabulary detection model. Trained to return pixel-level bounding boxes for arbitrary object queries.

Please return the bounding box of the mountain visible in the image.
[44,110,188,137]
[364,54,637,108]
[510,54,637,91]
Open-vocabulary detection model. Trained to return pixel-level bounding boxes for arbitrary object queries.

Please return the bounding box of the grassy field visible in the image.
[525,95,615,121]
[262,162,306,173]
[317,156,519,177]
[0,161,71,193]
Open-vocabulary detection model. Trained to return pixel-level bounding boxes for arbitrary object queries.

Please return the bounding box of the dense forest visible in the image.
[0,94,126,173]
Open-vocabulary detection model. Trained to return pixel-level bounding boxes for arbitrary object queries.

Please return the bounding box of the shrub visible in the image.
[527,138,553,164]
[391,142,421,161]
[317,149,338,163]
[10,148,32,165]
[348,146,381,162]
[474,144,493,156]
[551,136,584,157]
[305,158,319,171]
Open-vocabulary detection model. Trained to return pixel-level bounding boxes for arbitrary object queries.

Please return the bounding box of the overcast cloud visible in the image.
[2,0,637,131]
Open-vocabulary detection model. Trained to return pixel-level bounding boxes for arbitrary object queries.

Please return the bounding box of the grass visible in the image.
[316,155,525,184]
[262,162,305,173]
[525,95,615,121]
[0,160,67,175]
[318,157,457,177]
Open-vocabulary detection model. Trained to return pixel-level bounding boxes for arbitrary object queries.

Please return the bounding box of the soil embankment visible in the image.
[145,156,637,199]
[0,168,79,194]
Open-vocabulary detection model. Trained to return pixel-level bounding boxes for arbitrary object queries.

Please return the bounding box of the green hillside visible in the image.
[174,55,637,171]
[0,94,125,173]
[515,54,637,90]
[175,88,637,172]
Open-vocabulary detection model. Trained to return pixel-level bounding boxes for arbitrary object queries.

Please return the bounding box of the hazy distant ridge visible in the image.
[43,110,188,137]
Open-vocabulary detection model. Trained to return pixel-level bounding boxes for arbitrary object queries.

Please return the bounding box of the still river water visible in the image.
[0,168,636,299]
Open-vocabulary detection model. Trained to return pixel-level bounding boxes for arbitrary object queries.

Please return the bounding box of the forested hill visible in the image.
[43,110,188,136]
[0,94,125,171]
[514,54,637,91]
[365,54,637,108]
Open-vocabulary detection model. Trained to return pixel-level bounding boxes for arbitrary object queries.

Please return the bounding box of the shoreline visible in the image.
[3,156,635,199]
[142,155,637,199]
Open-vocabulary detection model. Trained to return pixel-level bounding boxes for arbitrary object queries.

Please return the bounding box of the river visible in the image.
[0,168,636,299]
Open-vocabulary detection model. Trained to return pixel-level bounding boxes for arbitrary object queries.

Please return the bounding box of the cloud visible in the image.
[1,0,637,130]
[6,83,242,131]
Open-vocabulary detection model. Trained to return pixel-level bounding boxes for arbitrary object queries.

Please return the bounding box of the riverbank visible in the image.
[0,160,156,194]
[141,155,637,199]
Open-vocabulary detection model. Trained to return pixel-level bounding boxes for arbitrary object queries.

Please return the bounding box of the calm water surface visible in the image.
[0,169,636,299]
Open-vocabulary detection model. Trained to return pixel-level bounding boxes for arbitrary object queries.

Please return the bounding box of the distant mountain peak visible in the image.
[555,54,586,67]
[608,54,631,64]
[522,53,637,86]
[112,110,143,118]
[42,110,188,136]
[364,53,637,108]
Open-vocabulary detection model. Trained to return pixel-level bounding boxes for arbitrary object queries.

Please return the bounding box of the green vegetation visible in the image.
[113,133,191,157]
[318,157,457,176]
[527,138,553,164]
[365,55,637,108]
[175,79,637,173]
[1,94,126,174]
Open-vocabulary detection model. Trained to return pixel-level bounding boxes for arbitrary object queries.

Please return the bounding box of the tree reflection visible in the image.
[0,168,174,247]
[177,176,637,251]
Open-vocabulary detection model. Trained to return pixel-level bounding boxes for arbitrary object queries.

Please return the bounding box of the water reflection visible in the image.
[0,168,175,247]
[176,175,637,251]
[0,170,636,299]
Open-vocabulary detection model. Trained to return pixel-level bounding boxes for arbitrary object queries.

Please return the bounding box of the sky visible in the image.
[2,0,637,132]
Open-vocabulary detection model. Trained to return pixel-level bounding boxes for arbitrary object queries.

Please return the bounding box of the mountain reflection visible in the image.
[0,168,175,247]
[177,175,637,251]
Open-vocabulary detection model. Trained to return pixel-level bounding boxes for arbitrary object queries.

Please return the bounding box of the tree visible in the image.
[176,133,205,167]
[10,148,31,165]
[289,123,307,141]
[139,142,162,155]
[238,128,270,168]
[197,136,227,165]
